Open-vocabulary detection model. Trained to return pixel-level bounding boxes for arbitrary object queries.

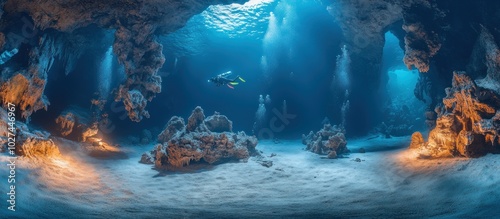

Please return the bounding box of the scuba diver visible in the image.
[208,71,246,89]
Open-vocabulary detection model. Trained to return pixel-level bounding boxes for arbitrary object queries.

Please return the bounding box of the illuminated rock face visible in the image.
[55,106,98,142]
[302,123,348,159]
[15,121,60,157]
[142,107,258,168]
[410,72,500,158]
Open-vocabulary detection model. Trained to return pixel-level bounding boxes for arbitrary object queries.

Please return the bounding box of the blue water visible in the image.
[32,0,424,141]
[137,0,345,139]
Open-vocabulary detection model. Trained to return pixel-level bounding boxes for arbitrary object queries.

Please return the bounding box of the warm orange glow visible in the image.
[394,149,469,172]
[17,144,107,195]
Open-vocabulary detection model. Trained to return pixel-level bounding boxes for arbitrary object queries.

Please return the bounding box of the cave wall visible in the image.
[326,0,404,135]
[325,0,500,134]
[0,0,249,122]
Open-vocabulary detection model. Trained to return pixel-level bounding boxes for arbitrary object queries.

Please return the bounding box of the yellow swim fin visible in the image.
[230,82,239,85]
[238,77,246,82]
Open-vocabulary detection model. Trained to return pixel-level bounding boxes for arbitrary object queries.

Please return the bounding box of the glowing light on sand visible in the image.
[52,158,70,168]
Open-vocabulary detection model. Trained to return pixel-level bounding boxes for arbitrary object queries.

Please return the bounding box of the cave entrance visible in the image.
[380,32,426,137]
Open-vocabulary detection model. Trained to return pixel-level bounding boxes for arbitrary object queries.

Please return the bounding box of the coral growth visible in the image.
[410,72,500,158]
[142,106,258,168]
[302,123,349,159]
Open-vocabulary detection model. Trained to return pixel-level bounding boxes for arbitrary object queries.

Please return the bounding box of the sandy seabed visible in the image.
[1,136,499,218]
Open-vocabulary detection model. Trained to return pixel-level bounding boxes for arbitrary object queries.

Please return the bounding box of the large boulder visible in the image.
[302,123,349,158]
[142,107,258,168]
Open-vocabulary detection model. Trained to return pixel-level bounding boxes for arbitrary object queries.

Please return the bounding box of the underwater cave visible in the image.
[1,0,500,218]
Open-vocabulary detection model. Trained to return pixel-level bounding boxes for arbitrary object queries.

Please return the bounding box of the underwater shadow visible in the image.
[348,136,412,153]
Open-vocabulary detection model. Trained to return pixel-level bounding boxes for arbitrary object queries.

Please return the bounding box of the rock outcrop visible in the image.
[55,112,76,136]
[55,106,98,142]
[302,123,349,159]
[142,106,258,168]
[409,72,500,158]
[0,35,54,119]
[14,121,60,157]
[186,106,208,132]
[157,116,185,143]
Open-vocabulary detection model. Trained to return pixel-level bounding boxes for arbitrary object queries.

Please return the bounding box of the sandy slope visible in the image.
[1,136,499,218]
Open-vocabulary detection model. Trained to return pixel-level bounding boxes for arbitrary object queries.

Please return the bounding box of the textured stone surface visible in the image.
[15,122,60,157]
[302,123,349,158]
[143,106,258,168]
[186,106,208,132]
[55,112,76,136]
[204,111,233,133]
[158,116,185,143]
[55,106,98,142]
[410,72,500,158]
[0,34,56,118]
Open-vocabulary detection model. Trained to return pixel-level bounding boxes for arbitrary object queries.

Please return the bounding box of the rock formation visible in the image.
[0,110,60,157]
[204,111,233,132]
[302,123,349,159]
[186,106,208,132]
[410,72,500,158]
[157,116,185,143]
[55,106,98,142]
[16,123,60,157]
[0,0,248,122]
[324,0,500,134]
[142,106,258,168]
[55,112,76,136]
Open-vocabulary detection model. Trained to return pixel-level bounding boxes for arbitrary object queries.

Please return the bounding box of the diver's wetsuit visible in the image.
[209,74,240,87]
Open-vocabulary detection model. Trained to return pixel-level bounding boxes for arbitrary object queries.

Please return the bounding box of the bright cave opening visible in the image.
[379,31,427,138]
